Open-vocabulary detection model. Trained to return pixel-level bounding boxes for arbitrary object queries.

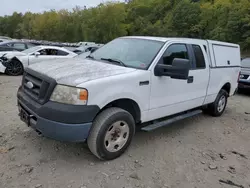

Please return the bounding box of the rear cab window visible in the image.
[192,45,206,69]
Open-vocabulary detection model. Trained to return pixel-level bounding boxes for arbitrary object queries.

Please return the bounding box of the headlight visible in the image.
[50,85,88,105]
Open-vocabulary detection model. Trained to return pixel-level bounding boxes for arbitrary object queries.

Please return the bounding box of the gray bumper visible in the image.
[17,88,100,143]
[238,81,250,89]
[18,100,92,142]
[30,115,92,142]
[0,62,6,73]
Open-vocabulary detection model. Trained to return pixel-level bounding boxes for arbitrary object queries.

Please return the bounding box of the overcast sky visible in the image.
[1,0,119,16]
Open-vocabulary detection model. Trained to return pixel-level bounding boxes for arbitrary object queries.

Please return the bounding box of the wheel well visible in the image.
[11,57,23,67]
[221,83,231,95]
[102,99,141,123]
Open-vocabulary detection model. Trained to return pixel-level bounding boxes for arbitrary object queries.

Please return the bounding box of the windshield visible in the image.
[22,46,41,54]
[90,38,164,69]
[241,58,250,68]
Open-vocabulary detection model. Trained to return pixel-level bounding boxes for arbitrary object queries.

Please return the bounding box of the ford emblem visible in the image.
[26,81,34,89]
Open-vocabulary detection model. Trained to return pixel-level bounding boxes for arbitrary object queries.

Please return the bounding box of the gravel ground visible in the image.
[0,74,250,188]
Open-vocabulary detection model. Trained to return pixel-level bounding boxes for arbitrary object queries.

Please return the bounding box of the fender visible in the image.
[98,92,144,111]
[15,56,29,68]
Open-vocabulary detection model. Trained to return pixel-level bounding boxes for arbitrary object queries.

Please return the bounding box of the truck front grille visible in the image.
[241,74,249,80]
[22,69,56,104]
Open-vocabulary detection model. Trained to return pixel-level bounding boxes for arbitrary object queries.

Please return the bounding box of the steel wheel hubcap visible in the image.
[218,95,226,112]
[104,121,129,152]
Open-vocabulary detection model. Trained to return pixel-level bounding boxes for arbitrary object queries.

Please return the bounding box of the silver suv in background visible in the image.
[238,58,250,90]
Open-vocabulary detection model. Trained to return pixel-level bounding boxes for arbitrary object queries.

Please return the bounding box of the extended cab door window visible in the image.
[161,44,189,65]
[192,45,206,69]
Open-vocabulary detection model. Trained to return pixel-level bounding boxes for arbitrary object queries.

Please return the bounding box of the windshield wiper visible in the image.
[101,58,127,67]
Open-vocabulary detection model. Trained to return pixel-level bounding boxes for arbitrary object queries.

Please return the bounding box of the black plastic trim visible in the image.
[24,68,57,104]
[210,66,240,69]
[212,43,238,49]
[139,81,149,86]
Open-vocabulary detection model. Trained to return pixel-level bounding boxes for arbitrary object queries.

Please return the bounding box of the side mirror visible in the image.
[34,52,40,57]
[154,58,190,80]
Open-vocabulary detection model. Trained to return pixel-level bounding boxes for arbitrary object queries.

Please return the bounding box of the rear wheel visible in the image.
[204,89,228,117]
[5,59,24,76]
[87,107,135,160]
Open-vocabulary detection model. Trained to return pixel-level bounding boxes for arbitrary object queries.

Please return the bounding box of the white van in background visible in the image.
[17,37,241,160]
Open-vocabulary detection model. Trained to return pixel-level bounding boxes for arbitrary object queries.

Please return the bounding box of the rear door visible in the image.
[148,42,209,121]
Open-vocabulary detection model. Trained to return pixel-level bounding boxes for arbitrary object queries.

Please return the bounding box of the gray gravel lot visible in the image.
[0,74,250,188]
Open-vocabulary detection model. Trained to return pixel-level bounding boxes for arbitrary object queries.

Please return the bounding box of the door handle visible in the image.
[187,76,194,83]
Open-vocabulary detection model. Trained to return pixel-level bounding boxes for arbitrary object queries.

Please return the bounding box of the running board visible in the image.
[141,110,202,132]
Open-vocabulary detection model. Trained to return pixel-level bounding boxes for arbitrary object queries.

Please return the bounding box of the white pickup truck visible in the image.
[17,37,241,160]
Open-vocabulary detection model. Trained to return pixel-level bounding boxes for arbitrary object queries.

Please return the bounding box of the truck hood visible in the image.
[0,51,26,59]
[28,58,137,86]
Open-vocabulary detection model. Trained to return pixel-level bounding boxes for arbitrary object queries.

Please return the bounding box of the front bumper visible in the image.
[0,62,6,73]
[238,81,250,89]
[17,88,100,142]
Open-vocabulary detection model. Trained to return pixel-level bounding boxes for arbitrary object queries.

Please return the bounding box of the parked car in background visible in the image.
[76,45,102,58]
[17,37,240,160]
[0,36,12,42]
[238,57,250,91]
[78,42,96,46]
[73,44,103,54]
[0,41,37,52]
[0,46,77,76]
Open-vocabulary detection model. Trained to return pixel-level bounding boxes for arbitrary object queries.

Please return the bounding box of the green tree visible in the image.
[0,0,249,51]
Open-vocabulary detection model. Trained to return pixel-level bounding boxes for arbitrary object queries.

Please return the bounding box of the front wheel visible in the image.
[204,89,228,117]
[87,107,135,160]
[5,59,24,76]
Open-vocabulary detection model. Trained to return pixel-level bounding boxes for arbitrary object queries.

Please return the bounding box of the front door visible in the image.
[147,42,209,121]
[28,49,56,65]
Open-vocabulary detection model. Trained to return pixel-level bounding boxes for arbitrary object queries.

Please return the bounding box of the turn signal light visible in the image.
[79,89,88,101]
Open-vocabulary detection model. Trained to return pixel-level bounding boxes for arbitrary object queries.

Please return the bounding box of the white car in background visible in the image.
[0,46,77,76]
[0,36,12,42]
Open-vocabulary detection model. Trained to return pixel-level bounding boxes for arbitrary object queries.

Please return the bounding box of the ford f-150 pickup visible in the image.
[17,37,241,160]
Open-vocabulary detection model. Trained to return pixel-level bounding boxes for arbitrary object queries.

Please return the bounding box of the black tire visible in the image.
[87,107,135,160]
[205,89,228,117]
[5,59,24,76]
[237,88,243,94]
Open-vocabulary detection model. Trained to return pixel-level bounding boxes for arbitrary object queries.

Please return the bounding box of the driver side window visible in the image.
[38,49,48,55]
[161,44,189,65]
[38,49,58,56]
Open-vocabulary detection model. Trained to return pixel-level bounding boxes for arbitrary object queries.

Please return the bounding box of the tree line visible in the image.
[0,0,250,51]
